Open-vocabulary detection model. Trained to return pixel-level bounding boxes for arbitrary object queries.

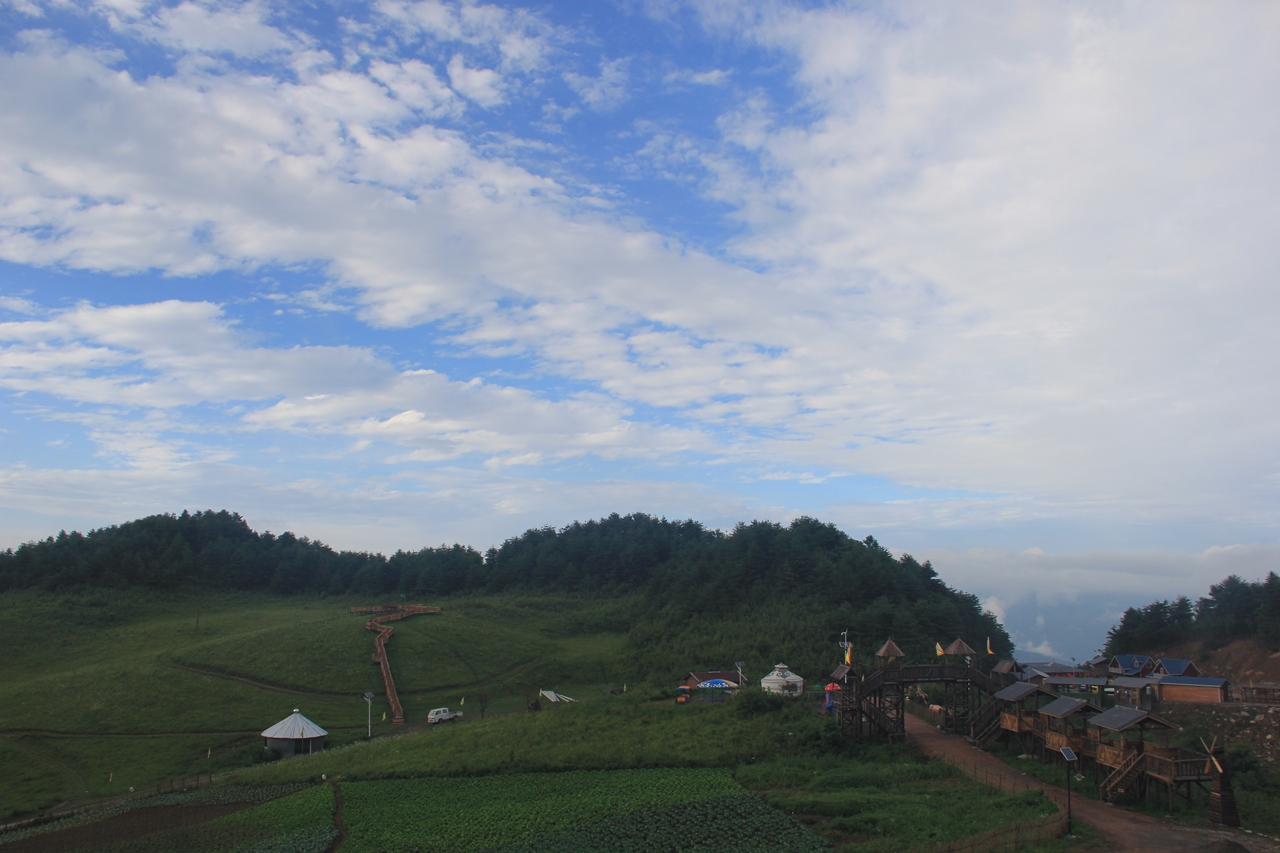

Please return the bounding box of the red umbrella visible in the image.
[824,682,842,691]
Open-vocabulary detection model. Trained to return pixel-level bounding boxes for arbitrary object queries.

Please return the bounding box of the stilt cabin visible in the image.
[992,682,1058,750]
[1036,696,1102,755]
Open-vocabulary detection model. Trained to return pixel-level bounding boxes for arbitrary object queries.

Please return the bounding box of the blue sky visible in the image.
[2,0,1279,660]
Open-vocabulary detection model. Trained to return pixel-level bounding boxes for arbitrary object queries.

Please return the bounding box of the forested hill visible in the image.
[1105,573,1280,654]
[0,510,1011,674]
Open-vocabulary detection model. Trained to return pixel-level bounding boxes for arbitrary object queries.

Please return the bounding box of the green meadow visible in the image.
[0,590,632,820]
[0,586,1062,853]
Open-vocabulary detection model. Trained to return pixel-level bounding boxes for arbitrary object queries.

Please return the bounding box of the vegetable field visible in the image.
[340,768,820,853]
[0,784,335,853]
[481,793,828,853]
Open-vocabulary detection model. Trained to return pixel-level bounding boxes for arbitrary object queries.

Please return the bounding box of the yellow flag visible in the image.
[844,644,852,665]
[460,696,465,706]
[381,712,387,722]
[935,642,945,657]
[987,637,994,655]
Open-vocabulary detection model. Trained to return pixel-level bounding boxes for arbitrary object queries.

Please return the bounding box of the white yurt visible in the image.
[760,663,805,695]
[261,709,327,757]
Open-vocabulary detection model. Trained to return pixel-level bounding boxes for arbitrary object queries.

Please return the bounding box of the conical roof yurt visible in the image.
[943,638,977,656]
[760,663,805,695]
[261,709,327,757]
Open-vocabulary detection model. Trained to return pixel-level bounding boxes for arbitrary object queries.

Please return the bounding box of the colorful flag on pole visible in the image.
[986,637,994,655]
[935,642,945,657]
[844,644,852,665]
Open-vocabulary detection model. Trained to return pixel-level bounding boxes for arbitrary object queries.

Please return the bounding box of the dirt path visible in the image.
[325,781,345,853]
[904,715,1275,853]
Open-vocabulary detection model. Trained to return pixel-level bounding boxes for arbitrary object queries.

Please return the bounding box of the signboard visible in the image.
[1059,747,1078,762]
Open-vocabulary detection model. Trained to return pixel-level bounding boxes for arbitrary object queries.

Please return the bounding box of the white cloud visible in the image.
[916,543,1280,613]
[0,300,710,468]
[663,67,729,87]
[0,0,1277,548]
[142,1,297,58]
[3,0,43,17]
[564,58,629,110]
[0,296,39,314]
[0,461,765,553]
[446,53,503,106]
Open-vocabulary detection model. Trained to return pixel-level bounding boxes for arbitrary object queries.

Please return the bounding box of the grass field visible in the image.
[3,588,1061,853]
[0,590,633,820]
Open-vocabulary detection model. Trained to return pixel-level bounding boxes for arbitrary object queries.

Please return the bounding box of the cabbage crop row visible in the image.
[482,792,828,853]
[341,768,743,853]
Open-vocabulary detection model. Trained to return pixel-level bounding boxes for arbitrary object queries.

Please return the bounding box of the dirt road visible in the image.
[903,714,1276,853]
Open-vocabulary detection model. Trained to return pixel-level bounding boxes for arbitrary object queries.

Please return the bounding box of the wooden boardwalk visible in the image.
[350,604,441,725]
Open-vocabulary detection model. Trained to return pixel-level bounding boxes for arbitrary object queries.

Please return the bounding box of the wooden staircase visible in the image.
[971,699,1003,749]
[1102,753,1145,802]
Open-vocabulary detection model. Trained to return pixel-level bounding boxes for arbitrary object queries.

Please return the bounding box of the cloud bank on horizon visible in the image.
[1,0,1278,658]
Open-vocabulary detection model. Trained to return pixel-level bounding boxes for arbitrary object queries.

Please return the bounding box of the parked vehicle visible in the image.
[427,707,462,724]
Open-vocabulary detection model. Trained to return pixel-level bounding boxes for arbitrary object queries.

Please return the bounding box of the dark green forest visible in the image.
[0,510,1010,679]
[1105,573,1280,654]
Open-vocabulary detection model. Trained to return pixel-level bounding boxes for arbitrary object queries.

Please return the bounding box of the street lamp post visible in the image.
[1059,747,1078,835]
[360,692,375,740]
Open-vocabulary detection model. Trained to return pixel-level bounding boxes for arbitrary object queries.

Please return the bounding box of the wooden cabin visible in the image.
[1086,705,1216,812]
[1086,706,1173,771]
[1109,655,1157,677]
[1036,696,1102,756]
[1158,676,1228,704]
[991,682,1058,750]
[1153,658,1202,678]
[1109,676,1161,709]
[1043,676,1107,696]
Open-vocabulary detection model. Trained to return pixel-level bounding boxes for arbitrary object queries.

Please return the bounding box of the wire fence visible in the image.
[0,802,253,853]
[913,732,1070,853]
[907,810,1069,853]
[0,772,233,835]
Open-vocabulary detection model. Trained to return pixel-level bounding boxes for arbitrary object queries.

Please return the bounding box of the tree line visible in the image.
[0,509,1012,676]
[1105,573,1280,654]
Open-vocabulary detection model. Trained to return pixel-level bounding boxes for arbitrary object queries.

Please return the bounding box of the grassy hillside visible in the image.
[0,590,634,821]
[3,694,1058,852]
[0,510,1033,851]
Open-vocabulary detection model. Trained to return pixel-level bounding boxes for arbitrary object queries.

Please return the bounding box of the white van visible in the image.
[427,707,462,724]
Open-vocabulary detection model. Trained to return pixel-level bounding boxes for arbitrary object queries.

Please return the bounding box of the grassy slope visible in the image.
[0,591,632,820]
[231,698,1054,852]
[0,588,1066,851]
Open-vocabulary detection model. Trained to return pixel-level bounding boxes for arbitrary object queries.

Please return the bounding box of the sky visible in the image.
[1,0,1278,661]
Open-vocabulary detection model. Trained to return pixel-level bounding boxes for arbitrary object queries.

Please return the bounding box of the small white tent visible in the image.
[760,663,805,695]
[540,689,577,703]
[261,709,327,757]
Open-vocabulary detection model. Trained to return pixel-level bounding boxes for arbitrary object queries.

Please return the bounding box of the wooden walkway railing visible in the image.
[354,604,440,725]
